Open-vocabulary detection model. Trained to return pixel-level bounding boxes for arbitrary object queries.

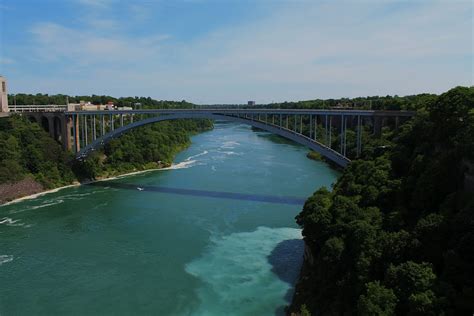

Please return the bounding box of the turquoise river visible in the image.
[0,123,339,315]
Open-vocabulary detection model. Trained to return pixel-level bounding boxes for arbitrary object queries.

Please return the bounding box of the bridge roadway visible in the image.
[65,108,414,117]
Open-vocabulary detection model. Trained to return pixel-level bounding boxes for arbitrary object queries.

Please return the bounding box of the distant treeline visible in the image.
[291,86,474,315]
[9,92,438,111]
[8,93,195,109]
[257,93,438,111]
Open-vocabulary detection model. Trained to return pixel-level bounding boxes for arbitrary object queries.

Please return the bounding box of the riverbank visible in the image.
[0,116,214,206]
[0,160,199,206]
[1,180,80,206]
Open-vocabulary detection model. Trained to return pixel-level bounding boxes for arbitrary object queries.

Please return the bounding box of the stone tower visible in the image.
[0,76,8,112]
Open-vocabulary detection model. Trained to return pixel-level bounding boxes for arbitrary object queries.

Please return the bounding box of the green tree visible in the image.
[358,281,398,316]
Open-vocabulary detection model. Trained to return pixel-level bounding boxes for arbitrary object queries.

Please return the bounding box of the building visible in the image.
[0,76,9,112]
[247,101,256,106]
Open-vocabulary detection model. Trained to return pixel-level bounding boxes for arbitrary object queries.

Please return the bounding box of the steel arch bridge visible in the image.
[64,109,414,168]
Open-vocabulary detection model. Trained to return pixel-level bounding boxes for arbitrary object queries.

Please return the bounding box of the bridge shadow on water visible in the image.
[268,238,305,315]
[88,180,305,314]
[87,181,306,206]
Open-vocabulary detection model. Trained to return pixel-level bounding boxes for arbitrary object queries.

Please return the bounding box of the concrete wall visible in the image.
[0,76,9,113]
[23,112,72,150]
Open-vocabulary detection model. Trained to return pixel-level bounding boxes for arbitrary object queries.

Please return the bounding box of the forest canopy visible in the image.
[292,86,474,315]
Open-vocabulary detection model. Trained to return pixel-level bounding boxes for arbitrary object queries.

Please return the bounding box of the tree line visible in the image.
[10,92,440,111]
[291,86,474,315]
[9,93,194,109]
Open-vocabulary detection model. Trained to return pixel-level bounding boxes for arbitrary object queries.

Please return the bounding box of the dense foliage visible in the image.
[293,86,474,315]
[0,115,75,188]
[259,93,438,111]
[75,119,212,180]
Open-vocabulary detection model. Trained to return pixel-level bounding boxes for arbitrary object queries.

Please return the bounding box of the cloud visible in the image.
[129,4,153,21]
[29,22,169,67]
[77,0,114,8]
[0,57,15,64]
[86,19,119,31]
[13,0,474,103]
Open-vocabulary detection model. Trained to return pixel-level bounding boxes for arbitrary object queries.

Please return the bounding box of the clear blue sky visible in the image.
[0,0,472,104]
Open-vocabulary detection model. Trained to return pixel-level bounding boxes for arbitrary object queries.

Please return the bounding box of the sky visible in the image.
[0,0,472,104]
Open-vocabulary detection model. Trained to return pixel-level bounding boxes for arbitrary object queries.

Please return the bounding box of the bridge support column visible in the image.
[356,115,361,157]
[78,115,86,147]
[328,116,332,148]
[340,114,344,154]
[325,115,328,145]
[84,115,88,146]
[63,115,72,150]
[47,117,55,139]
[343,115,347,156]
[373,116,383,137]
[314,115,318,141]
[74,115,80,153]
[93,115,97,141]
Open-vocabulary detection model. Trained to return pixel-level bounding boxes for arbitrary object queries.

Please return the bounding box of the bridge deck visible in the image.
[65,109,415,117]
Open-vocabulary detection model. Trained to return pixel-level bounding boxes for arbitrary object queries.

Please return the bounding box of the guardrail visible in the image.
[9,105,68,112]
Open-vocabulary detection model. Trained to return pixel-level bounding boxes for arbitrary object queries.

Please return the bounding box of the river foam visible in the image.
[221,141,240,149]
[185,226,303,315]
[0,217,31,227]
[159,150,209,171]
[7,199,65,215]
[0,255,13,266]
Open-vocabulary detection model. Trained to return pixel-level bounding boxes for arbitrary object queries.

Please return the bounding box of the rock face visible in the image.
[287,241,316,315]
[0,178,44,204]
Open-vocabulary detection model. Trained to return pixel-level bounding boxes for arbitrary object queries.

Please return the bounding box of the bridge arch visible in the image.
[41,116,50,133]
[53,116,62,142]
[27,116,37,124]
[76,113,350,167]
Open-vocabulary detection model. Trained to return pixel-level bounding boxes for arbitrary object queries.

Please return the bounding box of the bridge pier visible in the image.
[48,117,55,139]
[0,76,8,113]
[373,116,383,137]
[22,112,71,150]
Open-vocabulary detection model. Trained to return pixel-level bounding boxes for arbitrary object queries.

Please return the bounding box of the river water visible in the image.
[0,123,339,315]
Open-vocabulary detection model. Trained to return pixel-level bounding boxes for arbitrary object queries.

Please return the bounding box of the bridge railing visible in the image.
[9,105,68,112]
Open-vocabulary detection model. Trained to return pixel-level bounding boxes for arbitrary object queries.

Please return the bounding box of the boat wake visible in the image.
[163,150,209,170]
[0,255,13,266]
